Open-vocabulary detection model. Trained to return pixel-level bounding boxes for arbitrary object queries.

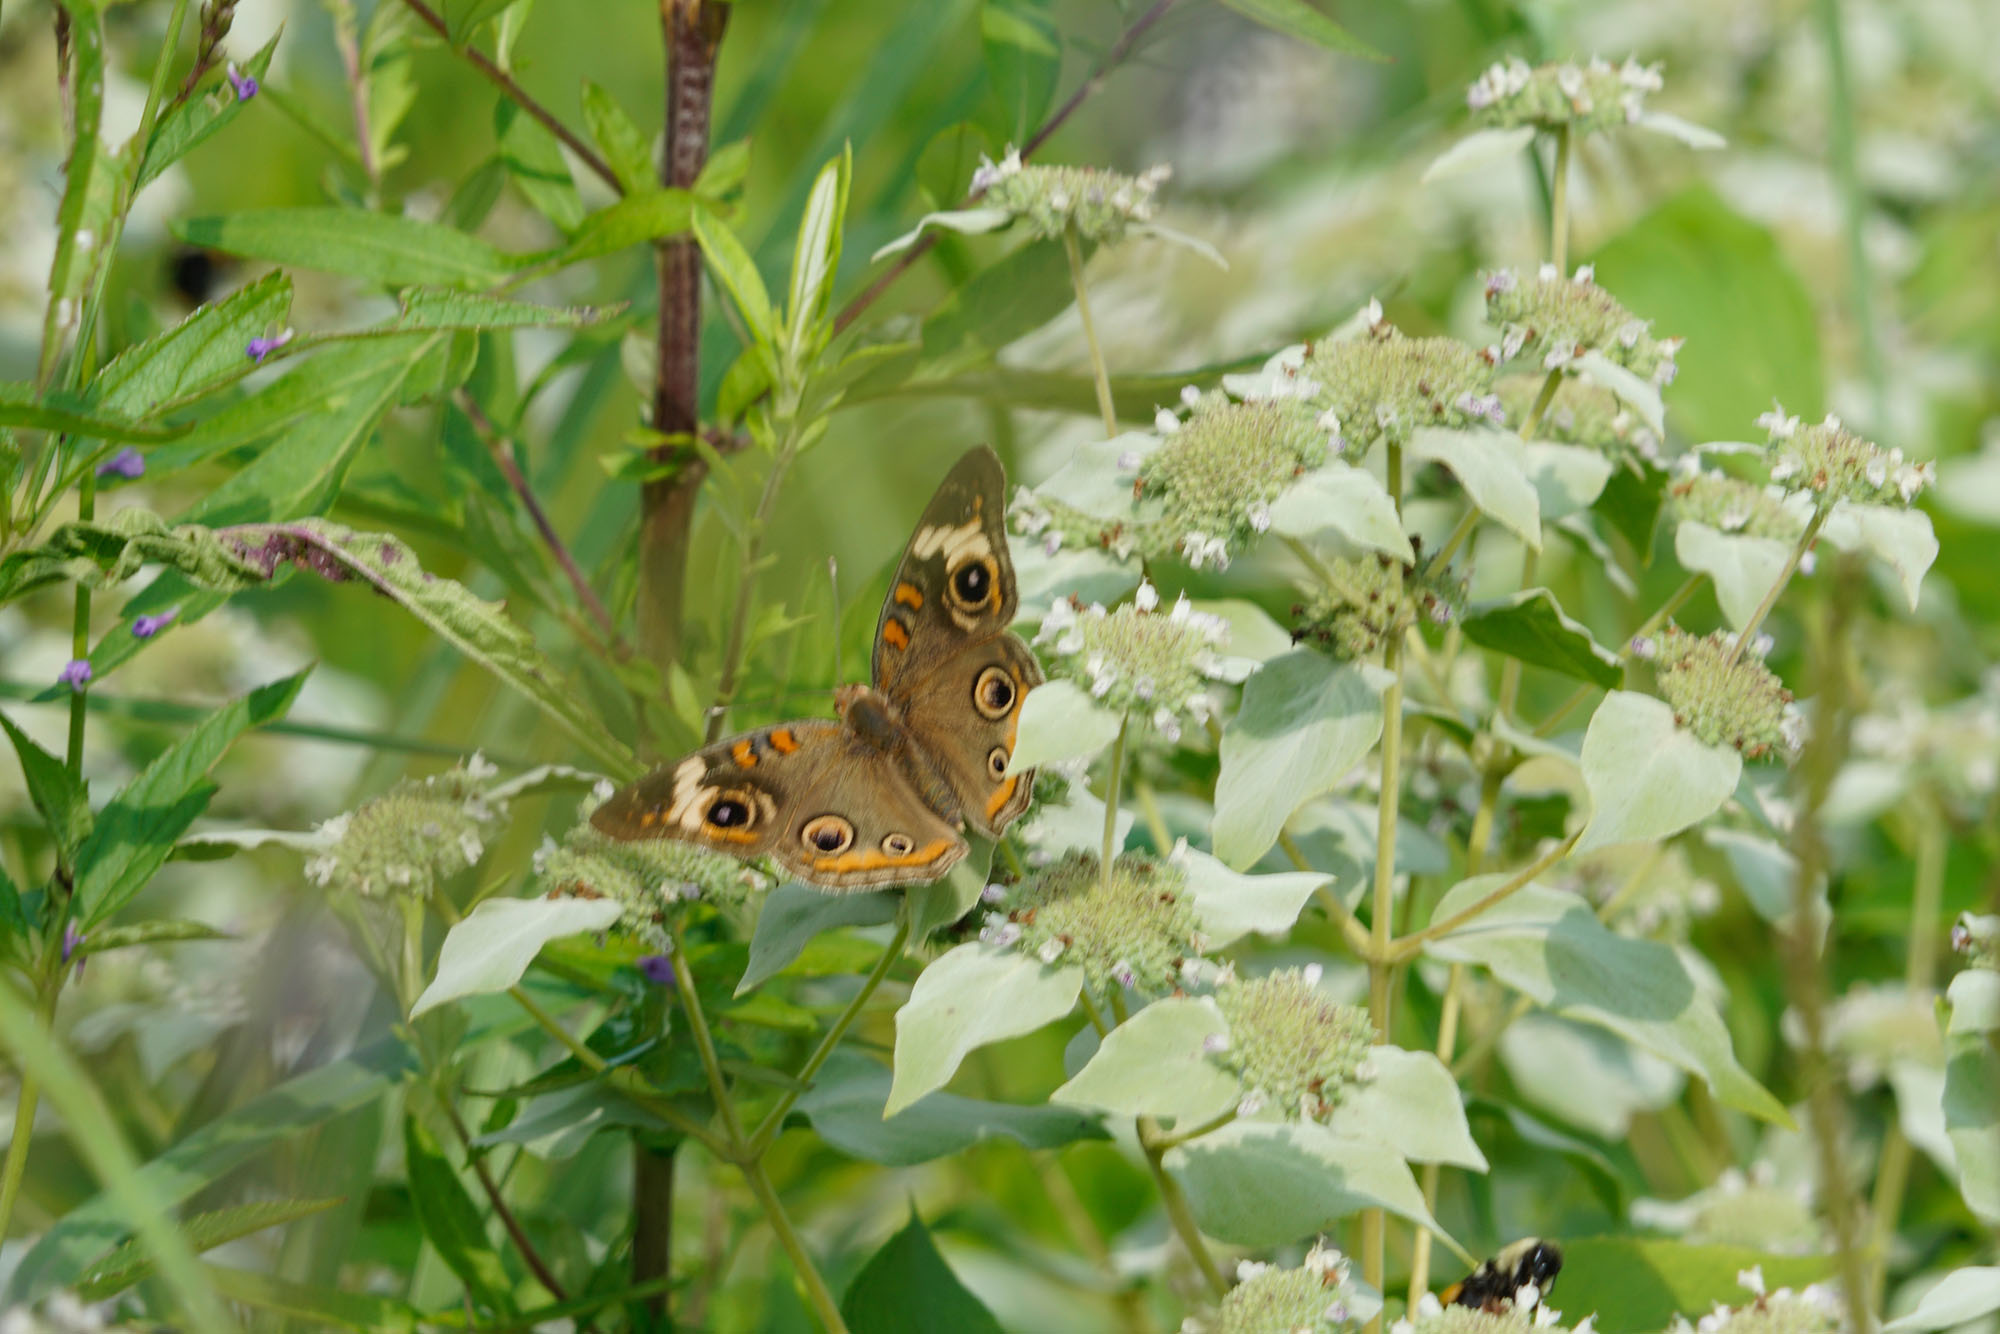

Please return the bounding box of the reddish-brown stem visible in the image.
[396,0,622,194]
[442,1101,569,1302]
[831,0,1176,335]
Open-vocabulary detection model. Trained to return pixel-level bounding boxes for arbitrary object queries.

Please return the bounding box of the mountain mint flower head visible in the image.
[1293,554,1463,662]
[1467,55,1664,133]
[1036,589,1232,742]
[96,447,145,480]
[972,148,1172,244]
[1761,407,1933,508]
[536,800,759,951]
[304,756,504,900]
[978,849,1205,994]
[1299,320,1502,457]
[1180,1241,1364,1334]
[1641,627,1800,761]
[1954,913,2000,970]
[1667,471,1807,541]
[1499,374,1658,463]
[1486,267,1680,385]
[1210,965,1376,1121]
[1667,1276,1843,1334]
[1137,393,1333,568]
[1010,485,1158,561]
[1393,1289,1587,1334]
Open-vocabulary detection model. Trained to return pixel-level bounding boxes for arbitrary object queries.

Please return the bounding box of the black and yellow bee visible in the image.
[1441,1239,1564,1313]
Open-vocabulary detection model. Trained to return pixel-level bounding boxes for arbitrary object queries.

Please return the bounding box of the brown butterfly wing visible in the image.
[590,720,968,891]
[895,632,1043,838]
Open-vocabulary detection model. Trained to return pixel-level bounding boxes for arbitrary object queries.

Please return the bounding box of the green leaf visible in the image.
[1213,651,1384,868]
[1166,1120,1451,1249]
[1425,877,1787,1123]
[1884,1267,2000,1332]
[920,237,1073,361]
[739,882,897,994]
[411,895,623,1016]
[1551,1238,1834,1334]
[496,98,584,232]
[5,1037,414,1302]
[74,669,308,928]
[981,0,1061,141]
[1326,1046,1486,1169]
[1673,520,1791,630]
[1421,126,1538,184]
[692,209,777,348]
[887,941,1083,1116]
[1523,441,1615,520]
[0,708,92,856]
[579,81,655,195]
[1176,845,1329,948]
[175,208,516,288]
[1052,997,1240,1127]
[1007,678,1123,773]
[1408,427,1542,548]
[787,146,851,364]
[1596,459,1668,554]
[798,1050,1106,1166]
[202,1264,421,1331]
[903,833,996,942]
[560,189,699,264]
[43,4,107,319]
[76,1197,343,1299]
[1215,0,1386,59]
[1573,353,1665,437]
[1575,691,1742,854]
[839,1212,1004,1334]
[1705,827,1827,944]
[90,272,293,421]
[0,384,191,443]
[1948,969,2000,1037]
[1498,1010,1685,1140]
[1821,500,1938,612]
[1589,187,1823,446]
[402,1114,516,1312]
[75,918,233,956]
[1944,1021,2000,1222]
[138,34,278,189]
[1459,588,1623,688]
[393,288,614,332]
[1268,462,1414,562]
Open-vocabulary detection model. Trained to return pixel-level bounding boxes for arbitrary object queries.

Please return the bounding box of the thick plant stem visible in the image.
[64,478,93,771]
[1724,507,1828,668]
[742,1157,851,1334]
[1065,223,1119,438]
[1549,126,1573,275]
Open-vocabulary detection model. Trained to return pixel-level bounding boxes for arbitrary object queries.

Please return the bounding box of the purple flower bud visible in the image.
[58,659,92,691]
[246,328,295,363]
[96,447,145,481]
[638,954,678,987]
[225,62,259,102]
[132,606,179,639]
[62,921,84,964]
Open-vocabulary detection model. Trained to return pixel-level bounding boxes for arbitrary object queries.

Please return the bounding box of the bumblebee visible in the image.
[1441,1238,1563,1313]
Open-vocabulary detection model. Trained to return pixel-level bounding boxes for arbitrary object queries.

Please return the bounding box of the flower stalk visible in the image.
[1065,222,1120,437]
[1724,506,1828,669]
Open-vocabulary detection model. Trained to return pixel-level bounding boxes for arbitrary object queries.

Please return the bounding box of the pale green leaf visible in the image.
[1176,845,1328,948]
[1576,691,1741,855]
[1052,997,1240,1127]
[1821,500,1937,612]
[1421,126,1538,184]
[1215,0,1385,59]
[1945,1025,2000,1221]
[1884,1268,2000,1332]
[411,896,622,1016]
[1574,351,1666,435]
[788,147,851,351]
[1407,427,1542,548]
[1213,651,1382,868]
[800,1051,1106,1166]
[1327,1046,1486,1169]
[887,941,1083,1116]
[692,209,777,347]
[1523,441,1615,519]
[1674,520,1793,630]
[739,882,896,995]
[1705,827,1827,945]
[1948,969,2000,1037]
[1007,678,1123,773]
[1269,462,1414,562]
[1498,1011,1685,1139]
[871,207,1015,261]
[1635,112,1727,150]
[1009,543,1140,619]
[175,209,516,287]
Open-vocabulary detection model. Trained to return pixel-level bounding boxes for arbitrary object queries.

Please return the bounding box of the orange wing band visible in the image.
[881,619,910,650]
[809,837,955,875]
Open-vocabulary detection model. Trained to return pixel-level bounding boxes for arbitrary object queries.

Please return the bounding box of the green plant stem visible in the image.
[0,973,57,1244]
[1101,715,1129,877]
[1137,1123,1228,1300]
[1905,797,1946,989]
[669,932,747,1146]
[1424,507,1480,577]
[1283,832,1376,960]
[1723,507,1828,669]
[1036,1154,1158,1334]
[1133,779,1173,855]
[63,476,93,773]
[1078,987,1111,1037]
[1406,962,1466,1307]
[748,919,912,1155]
[740,1155,851,1334]
[1065,222,1120,438]
[1534,573,1702,736]
[1815,0,1887,428]
[1518,368,1564,444]
[1389,832,1580,963]
[1549,126,1573,275]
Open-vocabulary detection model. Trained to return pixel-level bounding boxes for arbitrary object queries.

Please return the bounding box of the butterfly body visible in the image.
[592,447,1042,891]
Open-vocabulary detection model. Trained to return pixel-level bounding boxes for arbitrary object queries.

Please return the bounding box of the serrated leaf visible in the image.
[402,1115,515,1312]
[394,289,613,331]
[175,208,516,288]
[1327,1046,1486,1169]
[201,1264,421,1331]
[73,919,233,955]
[1051,996,1240,1127]
[1268,462,1414,561]
[739,882,898,994]
[799,1051,1106,1166]
[138,36,278,189]
[76,1197,342,1299]
[579,81,654,195]
[0,384,189,443]
[1459,587,1622,688]
[1213,651,1383,868]
[887,941,1082,1116]
[90,272,293,421]
[1674,520,1793,630]
[1167,1120,1450,1248]
[1408,427,1542,547]
[496,98,583,232]
[560,188,700,265]
[1425,877,1786,1123]
[1007,678,1123,773]
[0,709,92,856]
[412,896,622,1016]
[1421,126,1538,184]
[840,1212,1004,1334]
[692,209,776,348]
[1576,691,1740,854]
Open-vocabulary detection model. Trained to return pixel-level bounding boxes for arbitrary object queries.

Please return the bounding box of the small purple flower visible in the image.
[246,328,295,363]
[132,606,179,639]
[638,954,678,986]
[225,62,259,102]
[96,447,145,480]
[58,659,92,692]
[63,922,86,979]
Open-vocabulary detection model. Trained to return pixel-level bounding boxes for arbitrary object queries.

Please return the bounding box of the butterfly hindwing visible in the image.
[896,630,1043,838]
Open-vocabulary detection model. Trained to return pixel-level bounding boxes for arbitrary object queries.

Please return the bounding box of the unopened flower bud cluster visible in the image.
[1953,913,2000,971]
[1499,375,1658,464]
[1758,407,1934,508]
[1139,391,1332,568]
[1011,486,1158,562]
[1209,965,1376,1121]
[1036,585,1231,742]
[972,147,1171,245]
[1394,1291,1581,1334]
[304,756,502,900]
[1667,471,1807,542]
[1293,555,1462,662]
[979,849,1206,994]
[1634,627,1800,760]
[1181,1242,1361,1334]
[1298,316,1504,455]
[536,796,758,952]
[1486,267,1680,385]
[1467,55,1665,134]
[1668,1271,1842,1334]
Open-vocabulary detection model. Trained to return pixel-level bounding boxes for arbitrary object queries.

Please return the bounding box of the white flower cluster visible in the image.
[1466,55,1665,132]
[1759,405,1935,507]
[1036,584,1233,741]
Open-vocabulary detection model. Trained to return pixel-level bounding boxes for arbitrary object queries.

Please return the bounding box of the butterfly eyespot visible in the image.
[800,815,855,855]
[972,664,1016,718]
[706,798,752,828]
[881,833,914,856]
[987,746,1009,777]
[948,557,996,609]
